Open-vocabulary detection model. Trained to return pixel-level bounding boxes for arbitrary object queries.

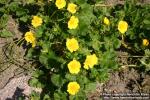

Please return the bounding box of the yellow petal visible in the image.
[67,59,81,74]
[31,16,42,28]
[104,17,110,25]
[68,16,79,29]
[66,38,79,52]
[143,39,149,46]
[118,21,128,34]
[67,82,80,95]
[55,0,66,9]
[67,3,77,14]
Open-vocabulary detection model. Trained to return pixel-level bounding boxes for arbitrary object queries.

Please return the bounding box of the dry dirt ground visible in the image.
[0,16,33,100]
[0,1,150,100]
[88,68,150,100]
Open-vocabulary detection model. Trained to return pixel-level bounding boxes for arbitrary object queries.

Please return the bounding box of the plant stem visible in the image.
[16,38,25,46]
[50,10,58,19]
[120,56,150,58]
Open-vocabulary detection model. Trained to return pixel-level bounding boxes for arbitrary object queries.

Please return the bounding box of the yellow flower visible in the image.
[25,31,36,47]
[67,82,80,95]
[84,54,98,70]
[68,59,81,74]
[68,16,79,29]
[118,21,128,34]
[25,31,35,43]
[55,0,66,9]
[31,16,42,28]
[104,17,110,25]
[32,41,36,47]
[66,38,79,52]
[143,39,149,46]
[67,3,77,14]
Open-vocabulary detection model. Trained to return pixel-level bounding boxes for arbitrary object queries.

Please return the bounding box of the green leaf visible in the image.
[70,0,87,4]
[78,16,89,35]
[26,48,34,59]
[32,70,44,78]
[16,8,28,17]
[36,82,44,88]
[74,95,85,100]
[0,29,13,37]
[54,93,61,100]
[85,82,97,93]
[79,47,91,56]
[65,73,76,81]
[0,7,6,13]
[36,26,45,38]
[113,38,121,49]
[54,91,67,100]
[43,95,51,100]
[28,78,44,88]
[8,2,19,12]
[68,29,78,35]
[28,78,39,87]
[30,91,40,100]
[145,49,150,56]
[100,50,118,69]
[97,69,109,82]
[90,68,98,78]
[91,38,101,51]
[39,53,48,66]
[0,0,7,4]
[143,19,150,25]
[78,3,95,35]
[77,75,89,86]
[69,95,75,100]
[20,16,29,22]
[0,14,9,28]
[51,74,64,87]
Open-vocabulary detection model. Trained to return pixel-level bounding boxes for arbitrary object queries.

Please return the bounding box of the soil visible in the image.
[0,16,32,100]
[88,67,150,100]
[0,1,150,100]
[105,0,150,5]
[104,68,150,93]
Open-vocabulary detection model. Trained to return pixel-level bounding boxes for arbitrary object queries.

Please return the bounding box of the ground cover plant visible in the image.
[0,0,150,99]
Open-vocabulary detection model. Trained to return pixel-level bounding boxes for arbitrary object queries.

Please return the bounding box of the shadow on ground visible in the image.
[6,87,26,100]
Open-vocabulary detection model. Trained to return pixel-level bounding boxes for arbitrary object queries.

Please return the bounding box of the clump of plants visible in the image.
[0,0,150,99]
[23,0,121,99]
